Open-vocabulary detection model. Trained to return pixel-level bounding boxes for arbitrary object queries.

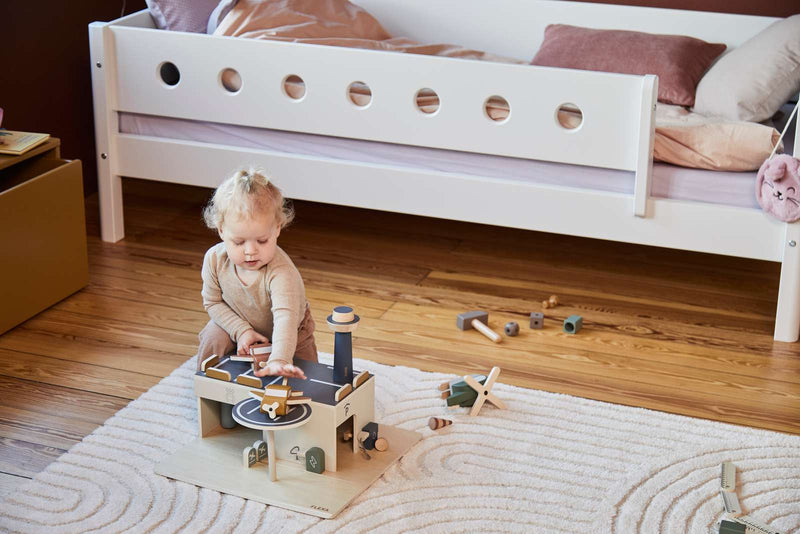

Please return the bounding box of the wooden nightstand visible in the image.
[0,138,88,334]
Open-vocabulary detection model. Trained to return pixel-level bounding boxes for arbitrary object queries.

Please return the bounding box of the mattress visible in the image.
[119,112,794,210]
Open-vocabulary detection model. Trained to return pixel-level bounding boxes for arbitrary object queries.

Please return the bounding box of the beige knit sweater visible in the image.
[201,242,308,363]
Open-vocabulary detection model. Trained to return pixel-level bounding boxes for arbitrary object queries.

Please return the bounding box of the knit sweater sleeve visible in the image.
[265,253,306,363]
[201,245,253,341]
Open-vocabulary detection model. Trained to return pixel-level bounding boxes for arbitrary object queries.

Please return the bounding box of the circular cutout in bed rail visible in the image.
[484,95,510,123]
[416,88,440,115]
[556,103,583,130]
[283,74,306,100]
[158,62,180,87]
[348,81,372,107]
[220,68,242,93]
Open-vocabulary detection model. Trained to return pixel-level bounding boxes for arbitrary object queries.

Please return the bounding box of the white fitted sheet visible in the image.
[119,112,770,210]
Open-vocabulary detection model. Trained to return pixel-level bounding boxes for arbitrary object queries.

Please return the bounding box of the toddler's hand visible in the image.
[255,360,307,380]
[237,329,269,356]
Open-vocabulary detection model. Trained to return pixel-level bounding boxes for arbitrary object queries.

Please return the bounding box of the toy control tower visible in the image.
[326,306,359,383]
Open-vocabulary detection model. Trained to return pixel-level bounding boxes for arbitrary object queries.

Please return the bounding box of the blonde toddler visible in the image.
[197,168,317,379]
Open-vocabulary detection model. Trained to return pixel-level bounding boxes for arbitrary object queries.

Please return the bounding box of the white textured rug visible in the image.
[1,355,799,534]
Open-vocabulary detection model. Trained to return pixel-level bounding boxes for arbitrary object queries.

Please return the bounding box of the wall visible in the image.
[1,1,146,196]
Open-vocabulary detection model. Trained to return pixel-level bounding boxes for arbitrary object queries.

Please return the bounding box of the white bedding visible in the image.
[119,112,780,209]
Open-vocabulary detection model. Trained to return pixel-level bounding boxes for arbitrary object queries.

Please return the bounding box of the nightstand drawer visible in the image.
[0,156,88,334]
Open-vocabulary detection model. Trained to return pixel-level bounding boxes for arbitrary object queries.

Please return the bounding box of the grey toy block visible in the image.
[220,403,236,429]
[529,312,544,329]
[306,446,325,474]
[563,315,583,334]
[456,311,489,330]
[504,321,519,336]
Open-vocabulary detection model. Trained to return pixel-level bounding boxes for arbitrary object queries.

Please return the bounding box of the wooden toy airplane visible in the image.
[249,384,311,420]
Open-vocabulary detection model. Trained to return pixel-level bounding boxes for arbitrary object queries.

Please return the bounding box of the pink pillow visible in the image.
[531,24,726,107]
[146,0,221,33]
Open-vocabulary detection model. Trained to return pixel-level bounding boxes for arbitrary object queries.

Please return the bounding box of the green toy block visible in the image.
[450,375,486,394]
[718,520,746,534]
[306,446,325,474]
[446,389,478,406]
[563,315,583,334]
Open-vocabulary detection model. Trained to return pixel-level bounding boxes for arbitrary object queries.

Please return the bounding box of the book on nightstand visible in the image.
[0,130,51,155]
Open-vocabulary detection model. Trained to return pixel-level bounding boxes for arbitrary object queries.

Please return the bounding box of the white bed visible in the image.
[89,0,800,341]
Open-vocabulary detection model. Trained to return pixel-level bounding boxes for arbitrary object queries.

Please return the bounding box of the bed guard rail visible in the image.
[90,15,658,217]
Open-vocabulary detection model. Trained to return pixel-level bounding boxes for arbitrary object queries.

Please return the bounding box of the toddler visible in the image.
[197,168,317,379]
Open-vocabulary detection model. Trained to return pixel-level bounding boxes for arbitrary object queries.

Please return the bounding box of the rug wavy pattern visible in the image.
[1,355,799,534]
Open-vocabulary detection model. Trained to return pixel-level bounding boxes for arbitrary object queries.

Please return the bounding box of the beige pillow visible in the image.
[693,15,800,123]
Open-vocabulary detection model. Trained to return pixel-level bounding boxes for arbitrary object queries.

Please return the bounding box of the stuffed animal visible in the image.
[756,154,800,222]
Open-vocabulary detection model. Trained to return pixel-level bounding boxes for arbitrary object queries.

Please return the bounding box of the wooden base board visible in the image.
[155,424,422,519]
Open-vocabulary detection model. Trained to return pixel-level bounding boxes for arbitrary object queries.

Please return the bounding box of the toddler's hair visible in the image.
[203,167,294,231]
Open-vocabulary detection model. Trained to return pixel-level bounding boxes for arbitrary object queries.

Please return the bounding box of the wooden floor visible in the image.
[1,178,799,497]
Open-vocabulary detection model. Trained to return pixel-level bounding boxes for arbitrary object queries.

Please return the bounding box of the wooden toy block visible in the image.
[353,371,370,389]
[236,374,262,388]
[529,312,544,329]
[356,429,375,450]
[734,515,781,534]
[200,354,220,372]
[249,342,273,355]
[243,446,257,468]
[428,417,453,430]
[504,321,519,336]
[456,310,502,343]
[305,446,325,474]
[230,355,255,362]
[334,383,353,402]
[718,520,747,534]
[254,440,268,462]
[464,366,506,416]
[374,437,389,452]
[721,461,736,492]
[718,519,747,534]
[719,489,742,517]
[206,367,232,381]
[563,315,583,334]
[445,389,478,407]
[449,376,486,394]
[362,422,379,440]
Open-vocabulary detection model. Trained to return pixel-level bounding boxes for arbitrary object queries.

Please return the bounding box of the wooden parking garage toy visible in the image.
[155,306,422,519]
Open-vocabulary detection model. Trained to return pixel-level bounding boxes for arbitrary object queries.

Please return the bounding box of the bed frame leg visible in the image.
[97,168,124,243]
[89,22,125,243]
[774,224,800,342]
